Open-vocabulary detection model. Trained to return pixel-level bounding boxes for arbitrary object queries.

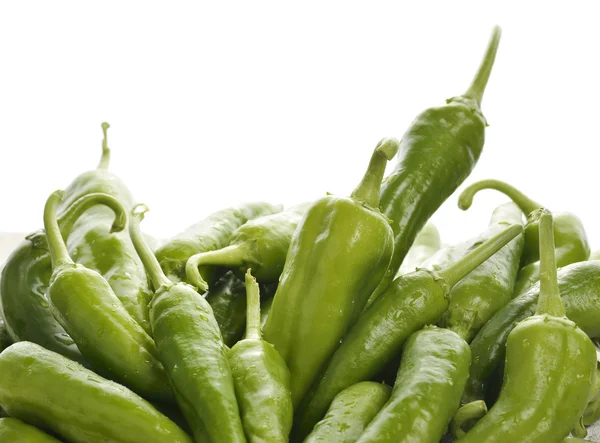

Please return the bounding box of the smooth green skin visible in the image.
[357,327,471,443]
[375,27,501,297]
[463,261,600,405]
[396,222,440,276]
[0,418,61,442]
[155,202,282,284]
[0,342,191,443]
[206,271,248,347]
[304,382,391,443]
[186,203,310,290]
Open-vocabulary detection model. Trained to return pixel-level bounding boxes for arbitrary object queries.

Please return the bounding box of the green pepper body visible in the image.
[0,342,191,443]
[396,222,440,276]
[0,317,10,353]
[304,382,391,443]
[0,417,61,442]
[206,271,248,347]
[357,327,470,443]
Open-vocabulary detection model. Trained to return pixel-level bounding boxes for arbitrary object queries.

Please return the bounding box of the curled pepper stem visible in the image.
[350,137,399,208]
[97,122,111,170]
[536,209,566,317]
[458,178,542,218]
[463,26,502,107]
[129,204,172,290]
[44,191,75,268]
[58,192,127,237]
[244,269,261,340]
[436,224,522,288]
[450,400,488,439]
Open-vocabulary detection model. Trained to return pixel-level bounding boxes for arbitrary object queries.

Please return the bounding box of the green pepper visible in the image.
[43,190,172,402]
[229,269,293,442]
[0,417,61,442]
[186,203,309,291]
[374,26,501,297]
[206,270,248,347]
[0,316,11,354]
[0,342,191,443]
[458,210,596,442]
[304,382,391,443]
[295,222,522,438]
[129,205,246,443]
[396,222,440,276]
[356,326,471,443]
[459,179,590,295]
[263,138,399,408]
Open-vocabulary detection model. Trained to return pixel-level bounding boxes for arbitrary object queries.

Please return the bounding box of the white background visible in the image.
[1,2,599,250]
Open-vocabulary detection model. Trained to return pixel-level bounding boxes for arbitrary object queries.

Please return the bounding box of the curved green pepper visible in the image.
[396,222,440,276]
[0,417,61,442]
[295,223,522,438]
[356,326,471,443]
[0,342,190,443]
[304,382,391,443]
[263,138,399,407]
[458,210,596,442]
[375,26,501,296]
[459,179,590,295]
[129,205,246,443]
[229,270,293,442]
[43,191,172,402]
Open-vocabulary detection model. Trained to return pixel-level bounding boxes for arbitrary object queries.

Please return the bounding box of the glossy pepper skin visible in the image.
[186,203,309,291]
[462,260,600,405]
[396,222,440,276]
[263,138,399,408]
[295,223,522,439]
[356,326,471,443]
[0,342,191,443]
[129,205,246,443]
[459,179,590,296]
[375,26,501,296]
[229,270,293,443]
[0,417,61,442]
[304,382,391,443]
[0,192,134,364]
[43,191,172,402]
[458,210,596,442]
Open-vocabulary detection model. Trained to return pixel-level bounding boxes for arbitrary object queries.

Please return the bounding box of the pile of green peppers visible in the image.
[1,25,599,443]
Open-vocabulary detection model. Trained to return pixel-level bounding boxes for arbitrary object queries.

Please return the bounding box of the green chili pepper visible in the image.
[206,270,248,347]
[0,417,61,442]
[43,190,172,402]
[459,179,590,295]
[462,260,600,405]
[450,400,488,438]
[129,205,246,443]
[295,222,522,438]
[374,26,501,297]
[458,210,596,442]
[304,382,391,443]
[396,222,441,276]
[0,342,191,443]
[356,326,471,443]
[229,269,293,442]
[260,296,274,330]
[186,203,309,291]
[263,138,399,408]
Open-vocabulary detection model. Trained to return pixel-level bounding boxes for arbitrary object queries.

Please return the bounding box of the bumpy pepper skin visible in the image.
[229,270,293,442]
[375,27,501,296]
[0,342,191,443]
[304,382,391,443]
[0,417,61,442]
[263,138,399,408]
[396,222,441,276]
[356,327,470,443]
[130,205,246,443]
[295,224,522,438]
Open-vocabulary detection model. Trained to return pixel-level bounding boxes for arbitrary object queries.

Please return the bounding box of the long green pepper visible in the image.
[0,417,61,442]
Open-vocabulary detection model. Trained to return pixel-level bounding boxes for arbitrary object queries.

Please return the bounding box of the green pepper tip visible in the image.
[375,137,400,161]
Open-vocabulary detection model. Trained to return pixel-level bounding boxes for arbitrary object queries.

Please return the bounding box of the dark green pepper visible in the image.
[0,316,11,354]
[229,269,293,442]
[206,270,248,347]
[263,138,399,407]
[396,222,440,276]
[375,26,501,297]
[129,205,246,443]
[0,417,61,442]
[295,223,522,438]
[459,179,590,295]
[0,342,190,443]
[43,190,172,402]
[186,203,309,291]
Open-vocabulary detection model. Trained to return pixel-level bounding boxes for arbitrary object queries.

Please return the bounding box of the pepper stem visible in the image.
[463,26,502,107]
[97,122,111,170]
[44,191,74,268]
[244,269,262,340]
[450,400,488,439]
[458,179,542,217]
[436,224,522,288]
[536,209,565,317]
[350,138,400,208]
[129,204,172,290]
[58,192,127,237]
